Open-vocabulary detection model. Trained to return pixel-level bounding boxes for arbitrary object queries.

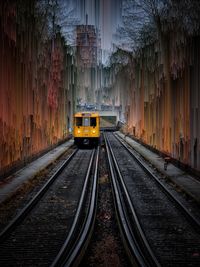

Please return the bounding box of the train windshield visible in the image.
[90,118,96,126]
[83,117,90,126]
[76,117,82,126]
[75,117,96,126]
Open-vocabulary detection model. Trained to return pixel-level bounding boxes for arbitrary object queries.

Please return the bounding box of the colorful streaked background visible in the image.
[0,0,200,176]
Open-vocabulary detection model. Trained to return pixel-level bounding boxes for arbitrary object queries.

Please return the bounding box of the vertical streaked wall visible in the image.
[0,1,75,176]
[125,31,200,171]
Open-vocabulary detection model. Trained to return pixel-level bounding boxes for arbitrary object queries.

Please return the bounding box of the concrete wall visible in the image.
[126,33,200,171]
[0,1,75,176]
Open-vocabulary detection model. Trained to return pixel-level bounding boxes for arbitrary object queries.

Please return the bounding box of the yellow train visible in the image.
[73,112,100,146]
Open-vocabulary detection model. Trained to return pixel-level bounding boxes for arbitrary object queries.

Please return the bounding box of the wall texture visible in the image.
[0,1,75,176]
[125,30,200,171]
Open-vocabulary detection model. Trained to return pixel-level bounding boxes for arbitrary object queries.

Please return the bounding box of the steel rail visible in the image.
[51,147,99,267]
[114,133,200,231]
[0,149,78,243]
[104,133,161,267]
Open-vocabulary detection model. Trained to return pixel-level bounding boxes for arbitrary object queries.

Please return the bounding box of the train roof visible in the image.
[74,111,100,117]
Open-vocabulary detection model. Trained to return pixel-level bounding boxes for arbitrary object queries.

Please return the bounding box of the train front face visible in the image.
[73,112,100,146]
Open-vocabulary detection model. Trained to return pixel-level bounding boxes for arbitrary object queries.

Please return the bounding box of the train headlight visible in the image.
[92,130,96,134]
[78,130,81,134]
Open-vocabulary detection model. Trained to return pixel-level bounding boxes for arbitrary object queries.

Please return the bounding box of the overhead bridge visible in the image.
[98,110,119,130]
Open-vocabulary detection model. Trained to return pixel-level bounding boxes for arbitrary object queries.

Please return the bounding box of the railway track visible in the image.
[0,148,99,267]
[1,133,199,267]
[104,132,200,267]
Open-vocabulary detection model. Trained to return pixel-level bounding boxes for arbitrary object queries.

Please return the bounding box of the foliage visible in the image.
[35,0,77,44]
[107,48,135,80]
[118,0,200,52]
[163,0,200,34]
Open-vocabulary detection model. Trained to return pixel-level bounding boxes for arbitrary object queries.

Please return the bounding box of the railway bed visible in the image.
[0,133,199,266]
[80,139,130,267]
[0,149,97,266]
[105,132,200,267]
[0,146,76,233]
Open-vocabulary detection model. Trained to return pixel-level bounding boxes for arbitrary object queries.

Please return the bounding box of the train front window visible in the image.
[90,118,96,126]
[83,117,90,126]
[76,117,82,126]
